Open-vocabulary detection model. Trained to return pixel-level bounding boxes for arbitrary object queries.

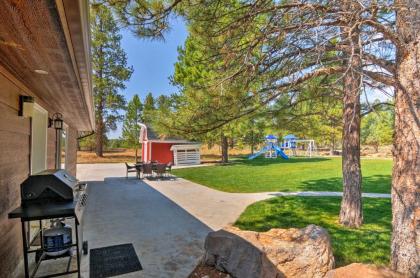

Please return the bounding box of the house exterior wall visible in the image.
[150,142,174,164]
[47,128,57,169]
[0,71,79,277]
[65,127,78,176]
[0,72,31,278]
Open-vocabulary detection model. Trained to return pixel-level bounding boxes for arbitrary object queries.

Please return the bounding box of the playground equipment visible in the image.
[248,135,289,160]
[282,134,317,157]
[248,134,318,160]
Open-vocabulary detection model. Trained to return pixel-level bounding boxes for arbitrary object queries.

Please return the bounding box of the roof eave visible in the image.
[56,0,94,131]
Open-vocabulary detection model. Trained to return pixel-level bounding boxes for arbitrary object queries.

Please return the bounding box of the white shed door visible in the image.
[31,104,48,174]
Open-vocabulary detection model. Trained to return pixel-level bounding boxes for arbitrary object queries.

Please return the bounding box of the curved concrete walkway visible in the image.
[145,177,390,230]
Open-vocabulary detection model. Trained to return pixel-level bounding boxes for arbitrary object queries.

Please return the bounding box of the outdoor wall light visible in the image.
[52,113,64,130]
[18,95,34,118]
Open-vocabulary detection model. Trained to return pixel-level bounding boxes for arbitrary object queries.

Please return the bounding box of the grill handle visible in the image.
[75,183,87,191]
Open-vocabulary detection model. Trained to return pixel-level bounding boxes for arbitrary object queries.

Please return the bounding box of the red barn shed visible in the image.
[139,124,201,165]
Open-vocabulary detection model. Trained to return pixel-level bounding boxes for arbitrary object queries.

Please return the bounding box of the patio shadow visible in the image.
[81,177,213,278]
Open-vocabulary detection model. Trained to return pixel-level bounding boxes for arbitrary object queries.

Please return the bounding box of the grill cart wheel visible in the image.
[83,241,88,255]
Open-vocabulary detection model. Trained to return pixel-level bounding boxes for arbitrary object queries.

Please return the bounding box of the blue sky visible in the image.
[108,17,188,139]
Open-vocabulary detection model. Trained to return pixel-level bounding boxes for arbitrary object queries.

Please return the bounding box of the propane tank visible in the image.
[43,219,72,256]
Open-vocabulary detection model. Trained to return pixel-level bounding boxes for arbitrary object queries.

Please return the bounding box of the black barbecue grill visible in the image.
[9,169,88,278]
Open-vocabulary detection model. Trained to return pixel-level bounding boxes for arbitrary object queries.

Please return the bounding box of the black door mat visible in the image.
[90,243,142,278]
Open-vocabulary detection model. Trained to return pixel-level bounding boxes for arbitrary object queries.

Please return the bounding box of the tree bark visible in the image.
[229,137,234,149]
[221,133,229,163]
[340,71,363,228]
[95,112,104,157]
[391,2,420,275]
[339,0,363,228]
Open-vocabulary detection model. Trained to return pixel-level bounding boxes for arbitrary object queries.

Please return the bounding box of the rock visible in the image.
[326,263,407,278]
[202,224,335,278]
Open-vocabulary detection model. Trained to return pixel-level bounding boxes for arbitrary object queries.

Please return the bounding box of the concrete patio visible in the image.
[73,163,276,277]
[77,166,212,277]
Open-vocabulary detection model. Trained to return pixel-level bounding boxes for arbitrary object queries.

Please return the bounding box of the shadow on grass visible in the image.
[235,196,391,266]
[292,175,391,193]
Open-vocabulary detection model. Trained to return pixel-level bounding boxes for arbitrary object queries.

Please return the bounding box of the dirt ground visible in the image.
[77,149,140,164]
[188,264,230,278]
[77,145,392,164]
[361,145,392,158]
[77,146,249,164]
[200,145,250,162]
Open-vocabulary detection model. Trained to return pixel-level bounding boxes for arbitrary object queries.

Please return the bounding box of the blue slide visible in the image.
[248,146,269,160]
[273,145,289,159]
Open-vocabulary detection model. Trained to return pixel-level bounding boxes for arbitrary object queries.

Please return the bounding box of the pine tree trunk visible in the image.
[340,71,363,228]
[221,133,229,163]
[95,113,104,157]
[339,1,363,227]
[391,3,420,274]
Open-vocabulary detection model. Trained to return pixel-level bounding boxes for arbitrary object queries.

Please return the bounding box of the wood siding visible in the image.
[65,127,78,176]
[0,72,30,278]
[150,143,174,164]
[47,128,56,169]
[0,70,80,277]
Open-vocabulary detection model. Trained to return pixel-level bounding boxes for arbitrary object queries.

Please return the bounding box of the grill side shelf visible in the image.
[8,202,76,221]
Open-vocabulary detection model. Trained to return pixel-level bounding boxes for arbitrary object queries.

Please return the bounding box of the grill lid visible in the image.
[21,169,77,204]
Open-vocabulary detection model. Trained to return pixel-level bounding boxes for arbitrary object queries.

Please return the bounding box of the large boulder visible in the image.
[201,224,335,278]
[326,263,407,278]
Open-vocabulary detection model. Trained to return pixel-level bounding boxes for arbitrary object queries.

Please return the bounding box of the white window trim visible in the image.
[30,103,48,174]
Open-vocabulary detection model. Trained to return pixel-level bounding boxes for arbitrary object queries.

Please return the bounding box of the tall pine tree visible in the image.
[91,3,133,157]
[143,93,155,124]
[122,94,143,162]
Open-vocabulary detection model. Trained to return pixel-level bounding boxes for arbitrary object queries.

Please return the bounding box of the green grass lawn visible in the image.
[235,196,391,266]
[172,157,392,193]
